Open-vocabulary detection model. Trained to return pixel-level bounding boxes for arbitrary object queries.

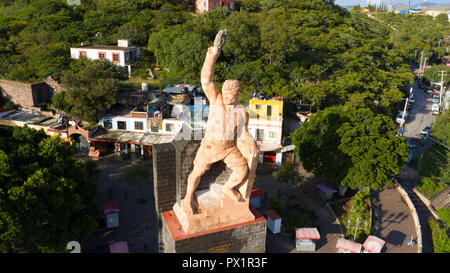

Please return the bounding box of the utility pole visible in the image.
[438,70,447,110]
[422,57,428,78]
[419,51,424,78]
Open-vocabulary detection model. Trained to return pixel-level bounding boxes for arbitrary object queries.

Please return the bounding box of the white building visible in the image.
[70,39,141,75]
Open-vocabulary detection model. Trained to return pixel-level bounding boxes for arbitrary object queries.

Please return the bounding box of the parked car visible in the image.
[409,94,416,104]
[432,94,439,103]
[408,138,420,148]
[396,111,408,124]
[425,87,433,94]
[421,126,431,136]
[432,103,440,115]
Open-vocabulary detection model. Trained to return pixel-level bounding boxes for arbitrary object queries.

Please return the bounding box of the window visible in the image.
[267,105,272,117]
[98,52,106,60]
[79,51,87,58]
[125,52,130,63]
[112,53,120,63]
[166,123,174,132]
[213,1,217,8]
[134,121,144,130]
[255,104,261,109]
[103,120,112,129]
[228,1,233,9]
[117,121,127,130]
[269,131,276,139]
[256,129,264,141]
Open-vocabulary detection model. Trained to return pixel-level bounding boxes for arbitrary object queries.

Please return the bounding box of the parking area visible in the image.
[83,155,159,253]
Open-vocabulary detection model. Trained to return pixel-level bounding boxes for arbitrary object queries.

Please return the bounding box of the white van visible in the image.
[432,103,439,115]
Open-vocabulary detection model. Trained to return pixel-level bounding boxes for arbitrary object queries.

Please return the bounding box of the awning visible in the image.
[265,209,281,221]
[296,228,320,240]
[336,238,362,253]
[103,201,120,215]
[109,241,129,253]
[363,235,385,253]
[316,184,337,194]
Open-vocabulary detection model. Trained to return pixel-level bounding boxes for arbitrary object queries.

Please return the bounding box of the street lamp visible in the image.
[347,217,368,241]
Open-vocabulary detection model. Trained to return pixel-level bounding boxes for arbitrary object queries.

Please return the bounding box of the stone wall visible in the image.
[161,216,266,253]
[0,79,53,108]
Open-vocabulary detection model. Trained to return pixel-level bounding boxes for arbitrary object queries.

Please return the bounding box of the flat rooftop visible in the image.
[0,109,62,129]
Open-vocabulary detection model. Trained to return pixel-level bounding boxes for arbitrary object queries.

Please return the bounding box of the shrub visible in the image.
[437,207,450,227]
[429,219,450,253]
[270,197,284,214]
[416,177,447,198]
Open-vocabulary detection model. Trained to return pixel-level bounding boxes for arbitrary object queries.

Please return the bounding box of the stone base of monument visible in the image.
[161,204,266,253]
[172,183,255,234]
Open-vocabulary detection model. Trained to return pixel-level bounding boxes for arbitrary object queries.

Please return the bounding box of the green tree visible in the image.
[292,106,408,193]
[432,111,450,146]
[0,125,100,253]
[61,58,124,123]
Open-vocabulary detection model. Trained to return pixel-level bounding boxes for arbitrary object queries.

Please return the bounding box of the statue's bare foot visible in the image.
[181,198,194,215]
[222,188,242,202]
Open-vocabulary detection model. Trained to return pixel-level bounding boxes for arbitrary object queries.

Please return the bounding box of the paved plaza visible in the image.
[83,155,159,253]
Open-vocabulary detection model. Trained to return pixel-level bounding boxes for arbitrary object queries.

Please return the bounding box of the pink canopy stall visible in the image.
[336,238,362,253]
[363,235,385,253]
[109,241,129,253]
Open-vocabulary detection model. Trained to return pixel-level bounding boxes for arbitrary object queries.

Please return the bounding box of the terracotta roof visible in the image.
[296,228,320,240]
[363,235,385,253]
[336,238,362,253]
[251,188,264,198]
[265,209,281,221]
[103,201,120,215]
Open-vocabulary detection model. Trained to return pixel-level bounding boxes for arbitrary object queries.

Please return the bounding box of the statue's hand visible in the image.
[207,46,220,59]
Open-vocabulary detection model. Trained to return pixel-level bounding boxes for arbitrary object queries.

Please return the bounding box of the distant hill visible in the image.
[393,3,450,11]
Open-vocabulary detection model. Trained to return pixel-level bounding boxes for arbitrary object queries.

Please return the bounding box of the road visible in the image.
[403,81,436,138]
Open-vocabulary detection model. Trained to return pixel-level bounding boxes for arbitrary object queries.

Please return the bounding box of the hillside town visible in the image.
[0,0,449,258]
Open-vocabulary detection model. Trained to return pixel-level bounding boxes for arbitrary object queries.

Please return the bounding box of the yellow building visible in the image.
[248,97,284,164]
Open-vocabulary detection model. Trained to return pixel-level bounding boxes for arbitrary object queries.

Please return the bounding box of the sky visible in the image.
[334,0,450,7]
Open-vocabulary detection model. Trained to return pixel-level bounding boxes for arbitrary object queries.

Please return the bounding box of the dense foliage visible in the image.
[56,57,126,123]
[4,0,448,117]
[0,126,100,252]
[291,106,408,190]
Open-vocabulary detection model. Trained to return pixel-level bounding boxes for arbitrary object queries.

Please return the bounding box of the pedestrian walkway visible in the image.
[375,187,419,253]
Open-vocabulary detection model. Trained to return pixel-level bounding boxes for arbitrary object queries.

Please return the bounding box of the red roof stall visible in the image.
[265,209,282,234]
[250,188,264,209]
[109,241,129,253]
[296,228,321,252]
[336,238,362,253]
[363,235,385,253]
[103,201,120,228]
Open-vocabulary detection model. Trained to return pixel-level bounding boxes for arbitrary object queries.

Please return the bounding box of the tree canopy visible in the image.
[291,106,408,190]
[58,58,125,123]
[0,126,100,252]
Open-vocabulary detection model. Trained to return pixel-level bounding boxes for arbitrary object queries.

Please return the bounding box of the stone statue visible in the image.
[180,30,259,217]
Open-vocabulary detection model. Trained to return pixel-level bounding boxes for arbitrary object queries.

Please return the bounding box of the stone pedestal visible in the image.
[161,205,266,253]
[173,183,255,234]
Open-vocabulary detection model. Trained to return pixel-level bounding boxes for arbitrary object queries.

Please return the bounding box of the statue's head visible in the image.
[222,79,242,105]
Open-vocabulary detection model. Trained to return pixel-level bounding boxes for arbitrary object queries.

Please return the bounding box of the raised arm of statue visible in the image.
[200,30,227,104]
[200,46,221,104]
